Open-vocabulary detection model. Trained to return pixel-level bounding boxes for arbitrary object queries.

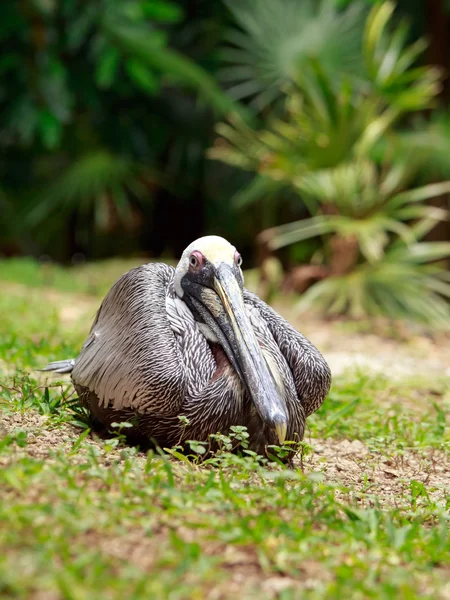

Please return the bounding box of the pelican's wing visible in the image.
[243,290,331,416]
[72,263,186,416]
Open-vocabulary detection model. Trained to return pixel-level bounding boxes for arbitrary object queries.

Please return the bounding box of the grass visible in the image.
[0,256,149,297]
[0,259,449,599]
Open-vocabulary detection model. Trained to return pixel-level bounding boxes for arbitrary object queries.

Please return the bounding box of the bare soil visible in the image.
[2,409,449,512]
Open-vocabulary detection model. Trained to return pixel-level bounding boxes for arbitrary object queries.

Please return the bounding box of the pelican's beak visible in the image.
[198,263,288,444]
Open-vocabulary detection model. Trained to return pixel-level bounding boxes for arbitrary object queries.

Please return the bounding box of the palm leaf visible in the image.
[392,110,450,179]
[363,1,441,110]
[263,216,336,250]
[298,258,450,327]
[388,242,450,264]
[388,181,450,209]
[231,175,287,209]
[27,151,146,226]
[221,0,365,110]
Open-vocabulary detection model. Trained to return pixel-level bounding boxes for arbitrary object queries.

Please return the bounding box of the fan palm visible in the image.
[220,0,366,110]
[262,160,450,260]
[298,237,450,327]
[27,151,150,232]
[210,66,384,178]
[211,2,440,178]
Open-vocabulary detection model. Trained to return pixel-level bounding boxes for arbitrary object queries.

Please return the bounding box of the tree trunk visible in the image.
[425,0,450,253]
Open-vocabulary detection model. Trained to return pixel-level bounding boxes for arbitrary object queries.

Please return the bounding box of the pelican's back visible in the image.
[73,263,186,416]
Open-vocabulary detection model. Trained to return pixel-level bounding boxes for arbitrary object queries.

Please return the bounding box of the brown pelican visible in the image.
[43,236,331,456]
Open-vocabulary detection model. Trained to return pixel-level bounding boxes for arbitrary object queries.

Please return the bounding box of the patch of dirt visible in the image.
[2,411,448,512]
[0,411,146,470]
[270,298,450,380]
[294,321,450,380]
[302,437,450,509]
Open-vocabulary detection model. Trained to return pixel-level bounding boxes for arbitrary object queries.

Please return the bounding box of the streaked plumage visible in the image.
[44,236,331,456]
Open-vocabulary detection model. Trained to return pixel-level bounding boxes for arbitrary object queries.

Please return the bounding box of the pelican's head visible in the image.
[174,235,288,444]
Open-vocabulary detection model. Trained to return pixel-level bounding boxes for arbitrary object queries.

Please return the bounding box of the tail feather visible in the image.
[41,359,76,374]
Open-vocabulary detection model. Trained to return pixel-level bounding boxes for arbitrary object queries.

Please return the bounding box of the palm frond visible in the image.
[388,181,450,209]
[27,151,147,229]
[263,216,336,250]
[387,242,450,264]
[231,175,287,209]
[298,256,450,328]
[295,161,380,216]
[363,1,441,110]
[261,158,449,269]
[210,69,381,178]
[391,110,450,180]
[221,0,365,110]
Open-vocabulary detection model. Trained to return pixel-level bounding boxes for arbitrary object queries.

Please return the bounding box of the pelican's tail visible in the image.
[41,359,76,374]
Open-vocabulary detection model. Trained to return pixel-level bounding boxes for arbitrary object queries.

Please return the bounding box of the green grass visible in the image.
[0,257,150,297]
[309,374,449,452]
[0,261,449,599]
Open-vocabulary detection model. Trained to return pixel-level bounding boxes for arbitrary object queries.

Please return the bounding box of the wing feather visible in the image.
[243,290,331,416]
[72,263,185,415]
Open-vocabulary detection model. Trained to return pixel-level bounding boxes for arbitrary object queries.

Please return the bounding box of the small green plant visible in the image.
[186,439,208,456]
[0,430,28,453]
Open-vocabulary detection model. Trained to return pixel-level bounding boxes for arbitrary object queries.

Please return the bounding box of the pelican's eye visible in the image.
[189,251,204,269]
[234,251,243,268]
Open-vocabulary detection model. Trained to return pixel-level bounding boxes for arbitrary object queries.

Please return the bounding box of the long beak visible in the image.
[197,263,288,444]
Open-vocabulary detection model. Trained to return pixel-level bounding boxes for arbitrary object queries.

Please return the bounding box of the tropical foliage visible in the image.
[211,1,450,326]
[0,0,251,259]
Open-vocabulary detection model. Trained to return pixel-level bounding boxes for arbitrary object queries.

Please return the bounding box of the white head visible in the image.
[174,235,242,298]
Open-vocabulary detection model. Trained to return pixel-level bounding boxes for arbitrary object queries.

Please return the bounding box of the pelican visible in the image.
[43,236,331,456]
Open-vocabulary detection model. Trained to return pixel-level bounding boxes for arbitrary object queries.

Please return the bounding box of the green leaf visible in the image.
[389,181,450,208]
[221,0,365,110]
[27,150,146,227]
[96,47,120,88]
[125,58,160,94]
[399,242,450,264]
[363,1,440,111]
[141,0,183,22]
[232,175,285,208]
[264,216,334,250]
[38,110,62,150]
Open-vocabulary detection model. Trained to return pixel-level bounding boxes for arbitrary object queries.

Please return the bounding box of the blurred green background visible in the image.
[0,0,449,327]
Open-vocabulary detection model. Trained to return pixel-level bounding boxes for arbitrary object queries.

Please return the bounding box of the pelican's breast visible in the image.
[166,293,216,396]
